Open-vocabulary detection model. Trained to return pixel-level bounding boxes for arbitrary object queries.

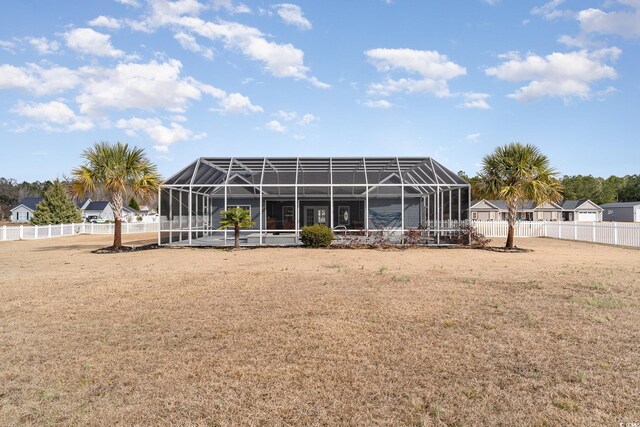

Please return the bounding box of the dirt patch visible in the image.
[0,234,639,425]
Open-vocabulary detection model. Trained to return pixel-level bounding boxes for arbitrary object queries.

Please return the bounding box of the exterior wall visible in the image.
[532,210,562,221]
[471,210,500,221]
[602,207,637,222]
[211,197,262,230]
[11,207,33,223]
[84,205,115,221]
[367,197,420,229]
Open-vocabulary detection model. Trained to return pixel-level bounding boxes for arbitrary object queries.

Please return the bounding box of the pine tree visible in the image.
[128,197,140,211]
[31,180,83,225]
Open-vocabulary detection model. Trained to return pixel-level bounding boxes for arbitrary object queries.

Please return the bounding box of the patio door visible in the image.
[303,206,328,227]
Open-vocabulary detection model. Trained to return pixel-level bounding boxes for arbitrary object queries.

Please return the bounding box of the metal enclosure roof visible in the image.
[164,157,468,195]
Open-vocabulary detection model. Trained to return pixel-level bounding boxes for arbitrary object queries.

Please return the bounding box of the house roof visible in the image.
[85,201,110,211]
[600,201,640,208]
[470,199,560,211]
[561,199,603,211]
[11,197,43,211]
[76,198,90,209]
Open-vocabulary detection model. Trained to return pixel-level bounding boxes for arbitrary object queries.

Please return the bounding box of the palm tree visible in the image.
[478,143,562,249]
[218,207,254,249]
[70,142,162,249]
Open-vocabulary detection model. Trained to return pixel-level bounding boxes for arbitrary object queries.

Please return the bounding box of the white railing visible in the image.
[472,220,640,248]
[0,222,159,242]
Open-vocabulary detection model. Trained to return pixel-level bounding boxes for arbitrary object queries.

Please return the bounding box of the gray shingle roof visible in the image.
[13,197,43,211]
[600,201,640,208]
[85,201,110,211]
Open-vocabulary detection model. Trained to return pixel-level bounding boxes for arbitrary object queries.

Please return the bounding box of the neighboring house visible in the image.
[469,199,563,221]
[600,201,640,222]
[83,201,115,221]
[561,200,603,222]
[123,205,158,223]
[10,197,91,223]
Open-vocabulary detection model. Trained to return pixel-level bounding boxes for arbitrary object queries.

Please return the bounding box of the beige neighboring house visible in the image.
[470,199,563,221]
[560,200,603,222]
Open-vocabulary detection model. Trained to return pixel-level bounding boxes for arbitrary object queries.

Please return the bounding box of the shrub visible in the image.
[300,224,334,247]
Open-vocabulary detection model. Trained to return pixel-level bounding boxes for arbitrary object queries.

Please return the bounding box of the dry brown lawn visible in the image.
[1,234,639,426]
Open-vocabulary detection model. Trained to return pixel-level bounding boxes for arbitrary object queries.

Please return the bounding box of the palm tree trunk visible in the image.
[234,224,240,249]
[506,204,516,249]
[112,191,123,248]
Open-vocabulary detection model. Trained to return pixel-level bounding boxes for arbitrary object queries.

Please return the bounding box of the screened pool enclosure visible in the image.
[158,157,471,246]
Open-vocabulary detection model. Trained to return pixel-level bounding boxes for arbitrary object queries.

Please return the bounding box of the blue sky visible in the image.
[1,0,638,181]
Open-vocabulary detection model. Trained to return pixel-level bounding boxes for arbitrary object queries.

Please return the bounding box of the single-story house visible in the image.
[159,156,471,246]
[469,199,563,221]
[10,197,91,223]
[82,201,115,221]
[560,200,603,222]
[600,201,640,222]
[123,205,158,223]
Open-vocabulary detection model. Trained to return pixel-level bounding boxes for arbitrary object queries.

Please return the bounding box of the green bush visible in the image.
[300,224,334,247]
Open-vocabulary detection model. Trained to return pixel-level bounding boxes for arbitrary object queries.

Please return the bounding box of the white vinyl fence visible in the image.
[473,220,640,248]
[0,222,159,242]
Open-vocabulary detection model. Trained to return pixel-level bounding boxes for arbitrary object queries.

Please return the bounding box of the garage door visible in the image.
[577,212,598,222]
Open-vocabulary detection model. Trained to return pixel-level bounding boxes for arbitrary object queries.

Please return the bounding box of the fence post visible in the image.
[81,222,86,234]
[558,222,562,239]
[48,224,51,238]
[34,225,38,239]
[592,221,596,242]
[613,222,618,245]
[19,225,24,240]
[91,222,94,234]
[1,225,6,241]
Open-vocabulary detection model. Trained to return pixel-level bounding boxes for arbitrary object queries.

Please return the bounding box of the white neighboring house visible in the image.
[123,205,158,223]
[10,197,91,223]
[83,201,115,221]
[560,200,603,222]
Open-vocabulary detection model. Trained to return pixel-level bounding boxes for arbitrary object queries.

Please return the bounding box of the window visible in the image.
[537,211,544,220]
[338,206,350,226]
[551,211,558,220]
[471,211,478,220]
[489,211,495,220]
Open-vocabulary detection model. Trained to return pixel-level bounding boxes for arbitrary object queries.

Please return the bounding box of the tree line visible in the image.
[459,172,640,205]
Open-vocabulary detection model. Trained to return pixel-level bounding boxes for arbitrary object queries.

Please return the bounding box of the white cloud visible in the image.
[88,15,122,29]
[459,92,491,109]
[274,110,298,121]
[116,116,203,152]
[115,0,142,6]
[363,99,393,109]
[365,48,466,98]
[273,4,312,30]
[0,64,82,96]
[297,113,317,126]
[27,37,60,55]
[75,59,217,114]
[11,101,94,131]
[173,31,213,59]
[265,120,287,132]
[212,0,251,14]
[465,133,481,143]
[485,48,620,101]
[366,48,466,80]
[0,40,16,53]
[367,78,451,97]
[531,0,574,20]
[217,93,263,114]
[127,3,328,88]
[578,4,640,38]
[64,28,124,57]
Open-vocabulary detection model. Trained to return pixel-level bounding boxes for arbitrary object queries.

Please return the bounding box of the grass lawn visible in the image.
[1,234,639,425]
